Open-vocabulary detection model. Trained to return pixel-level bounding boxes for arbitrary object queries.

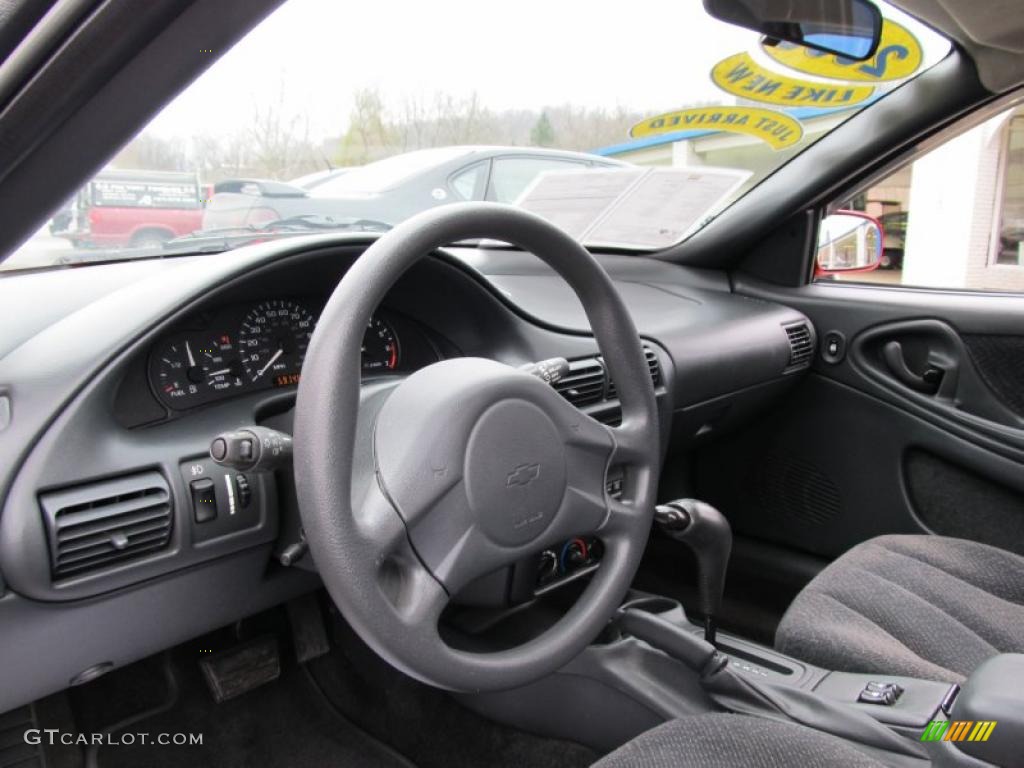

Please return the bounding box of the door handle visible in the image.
[882,341,944,394]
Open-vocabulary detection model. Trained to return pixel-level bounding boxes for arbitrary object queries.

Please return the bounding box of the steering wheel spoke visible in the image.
[598,496,648,538]
[351,477,413,556]
[379,543,451,628]
[350,470,455,633]
[608,420,652,468]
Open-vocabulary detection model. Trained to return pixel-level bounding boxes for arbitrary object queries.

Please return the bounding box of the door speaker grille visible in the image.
[749,454,840,527]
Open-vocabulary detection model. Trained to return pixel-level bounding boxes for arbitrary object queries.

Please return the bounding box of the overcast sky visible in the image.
[147,0,947,143]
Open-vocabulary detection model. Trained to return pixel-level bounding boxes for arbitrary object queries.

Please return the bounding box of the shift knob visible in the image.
[654,499,732,644]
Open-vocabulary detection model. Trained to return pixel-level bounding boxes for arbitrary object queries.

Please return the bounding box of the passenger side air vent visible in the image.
[784,323,814,370]
[606,347,662,400]
[553,358,606,408]
[40,471,172,580]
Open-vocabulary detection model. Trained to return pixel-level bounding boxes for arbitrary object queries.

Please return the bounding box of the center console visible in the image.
[945,654,1024,767]
[461,591,967,757]
[459,499,1019,766]
[618,594,959,738]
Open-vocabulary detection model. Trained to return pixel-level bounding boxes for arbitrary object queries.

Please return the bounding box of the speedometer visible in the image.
[238,299,315,387]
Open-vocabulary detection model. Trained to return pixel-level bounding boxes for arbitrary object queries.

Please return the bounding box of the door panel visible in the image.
[700,278,1024,559]
[963,334,1024,418]
[904,447,1024,556]
[849,318,1024,442]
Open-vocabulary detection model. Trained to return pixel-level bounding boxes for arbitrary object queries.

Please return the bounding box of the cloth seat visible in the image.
[775,535,1024,683]
[592,714,888,768]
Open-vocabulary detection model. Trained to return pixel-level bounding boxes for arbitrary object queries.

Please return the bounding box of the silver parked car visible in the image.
[202,146,628,230]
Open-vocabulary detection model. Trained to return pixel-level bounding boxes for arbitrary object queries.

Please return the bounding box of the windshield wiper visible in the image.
[257,214,392,233]
[162,216,393,255]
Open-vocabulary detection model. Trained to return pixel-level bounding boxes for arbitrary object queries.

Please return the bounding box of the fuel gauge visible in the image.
[151,334,245,409]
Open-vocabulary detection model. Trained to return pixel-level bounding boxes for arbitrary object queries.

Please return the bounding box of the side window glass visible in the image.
[997,113,1024,269]
[449,161,487,201]
[487,158,586,203]
[820,100,1024,292]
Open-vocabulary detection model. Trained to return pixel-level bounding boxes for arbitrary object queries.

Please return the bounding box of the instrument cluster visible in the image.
[148,297,417,411]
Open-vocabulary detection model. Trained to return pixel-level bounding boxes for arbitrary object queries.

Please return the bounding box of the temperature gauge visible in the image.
[196,334,245,395]
[151,334,244,409]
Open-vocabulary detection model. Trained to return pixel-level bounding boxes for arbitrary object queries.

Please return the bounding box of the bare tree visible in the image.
[337,88,394,165]
[112,89,667,189]
[112,134,187,171]
[247,84,318,179]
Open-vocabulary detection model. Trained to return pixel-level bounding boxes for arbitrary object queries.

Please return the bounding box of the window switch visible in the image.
[858,681,904,705]
[190,477,217,523]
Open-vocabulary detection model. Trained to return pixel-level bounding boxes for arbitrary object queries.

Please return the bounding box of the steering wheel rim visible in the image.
[294,202,659,692]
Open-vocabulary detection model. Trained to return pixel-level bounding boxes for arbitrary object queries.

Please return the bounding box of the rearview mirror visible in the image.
[703,0,882,60]
[816,211,882,276]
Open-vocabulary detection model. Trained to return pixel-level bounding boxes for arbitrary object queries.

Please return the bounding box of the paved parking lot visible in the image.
[3,226,72,270]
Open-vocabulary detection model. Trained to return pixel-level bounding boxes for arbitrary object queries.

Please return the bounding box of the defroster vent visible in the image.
[40,471,172,580]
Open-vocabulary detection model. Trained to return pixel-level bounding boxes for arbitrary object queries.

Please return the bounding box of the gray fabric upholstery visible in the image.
[776,535,1024,683]
[592,714,888,768]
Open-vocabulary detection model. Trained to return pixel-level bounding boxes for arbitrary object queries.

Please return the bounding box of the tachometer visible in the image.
[238,299,315,387]
[361,316,400,371]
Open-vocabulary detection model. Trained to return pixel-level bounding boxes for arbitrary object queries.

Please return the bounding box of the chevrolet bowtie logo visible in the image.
[506,463,540,488]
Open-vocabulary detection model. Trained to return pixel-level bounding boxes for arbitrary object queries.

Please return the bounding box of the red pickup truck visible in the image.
[53,169,205,248]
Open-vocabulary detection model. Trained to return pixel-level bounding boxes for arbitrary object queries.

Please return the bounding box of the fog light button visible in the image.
[190,477,217,523]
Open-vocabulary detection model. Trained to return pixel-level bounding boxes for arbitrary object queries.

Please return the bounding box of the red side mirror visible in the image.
[815,210,884,278]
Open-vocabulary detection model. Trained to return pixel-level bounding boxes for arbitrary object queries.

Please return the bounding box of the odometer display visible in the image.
[238,299,315,386]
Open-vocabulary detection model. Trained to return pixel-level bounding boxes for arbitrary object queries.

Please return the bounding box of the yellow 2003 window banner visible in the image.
[629,106,803,151]
[760,19,923,83]
[711,52,875,108]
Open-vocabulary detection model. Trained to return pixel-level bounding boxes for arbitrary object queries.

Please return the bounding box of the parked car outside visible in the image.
[201,146,629,232]
[998,218,1024,264]
[52,169,205,249]
[879,210,907,269]
[202,179,310,229]
[287,167,355,191]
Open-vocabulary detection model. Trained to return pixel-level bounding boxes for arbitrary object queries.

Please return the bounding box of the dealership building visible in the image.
[595,105,1024,292]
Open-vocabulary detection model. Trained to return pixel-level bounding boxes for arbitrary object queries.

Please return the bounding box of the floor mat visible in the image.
[74,601,597,768]
[308,604,598,768]
[89,648,411,768]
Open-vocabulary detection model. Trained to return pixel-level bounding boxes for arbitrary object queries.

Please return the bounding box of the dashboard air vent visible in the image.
[784,323,814,369]
[553,358,606,408]
[607,347,662,400]
[40,471,172,580]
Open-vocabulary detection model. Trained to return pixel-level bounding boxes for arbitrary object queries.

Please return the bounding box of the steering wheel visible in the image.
[294,202,659,692]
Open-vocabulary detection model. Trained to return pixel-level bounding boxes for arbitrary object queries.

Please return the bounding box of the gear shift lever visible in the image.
[654,499,731,644]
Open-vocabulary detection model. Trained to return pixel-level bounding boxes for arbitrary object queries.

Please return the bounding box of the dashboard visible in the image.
[147,298,439,411]
[0,235,814,714]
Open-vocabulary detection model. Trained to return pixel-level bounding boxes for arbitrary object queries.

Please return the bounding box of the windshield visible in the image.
[1,0,949,271]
